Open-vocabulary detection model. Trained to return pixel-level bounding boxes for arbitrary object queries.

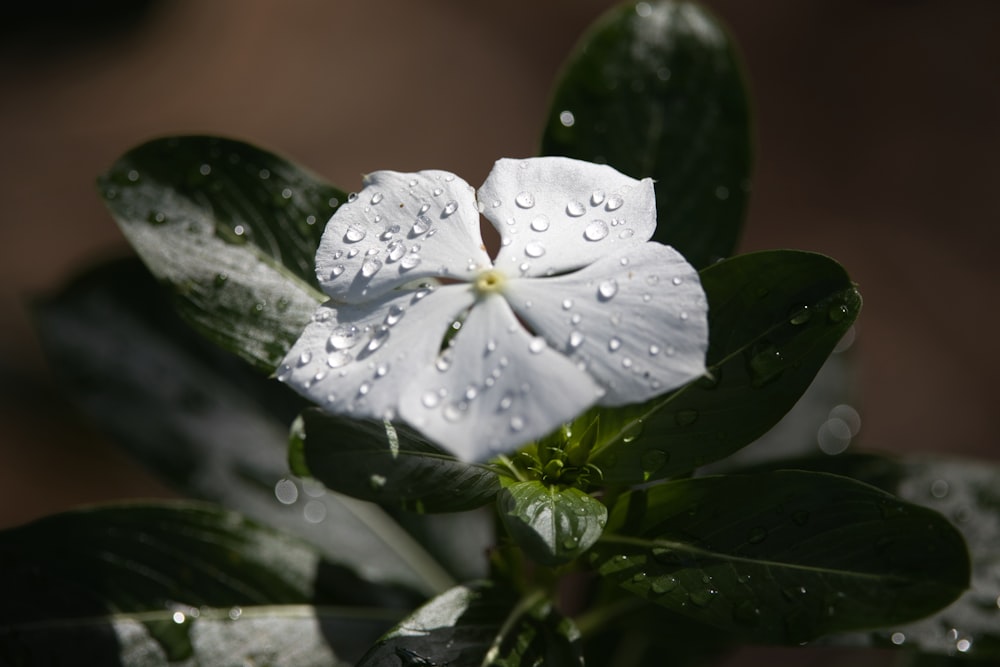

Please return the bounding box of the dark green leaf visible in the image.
[751,454,1000,658]
[0,502,414,663]
[291,408,501,513]
[542,0,752,268]
[98,135,340,371]
[33,258,456,595]
[358,582,583,666]
[498,480,607,566]
[589,250,860,485]
[592,470,969,643]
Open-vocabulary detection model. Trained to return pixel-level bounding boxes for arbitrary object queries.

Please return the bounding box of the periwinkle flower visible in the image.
[278,157,708,460]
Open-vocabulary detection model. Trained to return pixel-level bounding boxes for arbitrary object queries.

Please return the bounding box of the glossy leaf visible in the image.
[589,250,860,485]
[498,480,608,566]
[98,135,340,372]
[0,502,413,663]
[358,582,583,666]
[290,408,501,513]
[751,454,1000,658]
[542,0,752,269]
[33,259,455,595]
[592,470,969,643]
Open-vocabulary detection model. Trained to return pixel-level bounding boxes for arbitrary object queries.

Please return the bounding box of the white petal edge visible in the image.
[315,169,491,304]
[397,293,603,461]
[480,157,656,278]
[277,284,476,421]
[504,243,708,405]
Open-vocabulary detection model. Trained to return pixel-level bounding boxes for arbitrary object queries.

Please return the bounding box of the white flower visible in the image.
[277,157,708,461]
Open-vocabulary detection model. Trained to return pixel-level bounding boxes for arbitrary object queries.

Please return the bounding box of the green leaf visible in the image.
[589,250,860,485]
[290,408,501,513]
[498,480,607,566]
[98,135,340,372]
[33,258,456,596]
[542,0,752,269]
[592,470,969,643]
[0,502,414,663]
[749,454,1000,659]
[0,606,394,667]
[358,583,583,666]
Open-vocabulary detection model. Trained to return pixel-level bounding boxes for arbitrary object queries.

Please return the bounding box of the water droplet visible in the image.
[590,189,606,206]
[566,201,586,217]
[598,280,619,300]
[329,325,361,350]
[358,381,371,396]
[608,337,622,351]
[584,220,609,241]
[370,192,383,205]
[374,363,389,378]
[890,632,906,646]
[418,203,431,215]
[621,357,633,368]
[789,306,811,325]
[510,415,525,432]
[344,225,366,242]
[443,402,467,422]
[366,324,390,352]
[361,258,383,278]
[559,110,575,127]
[747,526,767,544]
[528,337,546,355]
[734,601,761,626]
[347,192,359,203]
[385,304,405,326]
[828,303,849,322]
[648,344,660,356]
[421,391,440,408]
[228,606,243,621]
[400,254,422,270]
[411,214,432,235]
[689,589,717,607]
[386,240,406,262]
[498,393,514,411]
[530,216,550,232]
[605,195,624,211]
[369,473,387,490]
[297,351,312,366]
[568,331,585,349]
[639,449,668,473]
[562,537,579,550]
[329,265,346,279]
[515,191,535,208]
[525,242,546,258]
[326,351,352,368]
[748,343,784,386]
[671,276,683,286]
[650,575,678,595]
[957,638,972,653]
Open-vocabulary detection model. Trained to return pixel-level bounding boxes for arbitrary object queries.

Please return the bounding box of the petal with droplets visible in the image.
[504,243,708,405]
[482,157,656,277]
[316,169,491,303]
[397,293,601,461]
[278,284,476,419]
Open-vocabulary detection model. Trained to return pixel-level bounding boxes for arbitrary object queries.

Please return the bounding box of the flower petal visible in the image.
[316,170,492,303]
[277,283,476,420]
[398,293,602,461]
[481,157,656,278]
[504,243,707,405]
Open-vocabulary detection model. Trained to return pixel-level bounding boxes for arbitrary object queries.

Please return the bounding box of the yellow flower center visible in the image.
[473,268,507,296]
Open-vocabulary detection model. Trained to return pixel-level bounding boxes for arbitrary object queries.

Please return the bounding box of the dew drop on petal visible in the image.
[433,187,443,196]
[591,189,606,206]
[619,229,635,240]
[530,216,550,232]
[358,381,371,396]
[499,393,514,411]
[566,201,586,217]
[524,242,546,258]
[347,249,359,258]
[584,220,609,241]
[418,203,431,215]
[330,326,362,350]
[672,276,684,286]
[297,351,312,366]
[443,403,466,422]
[528,337,546,354]
[366,324,390,352]
[649,344,660,356]
[605,195,624,211]
[411,214,431,235]
[385,304,405,326]
[562,299,573,310]
[510,415,525,432]
[442,200,458,217]
[400,254,422,270]
[370,192,383,205]
[568,331,585,349]
[421,391,440,408]
[570,313,582,325]
[608,337,622,351]
[327,351,352,368]
[344,225,366,242]
[387,241,406,262]
[598,280,619,300]
[361,258,383,278]
[515,192,535,208]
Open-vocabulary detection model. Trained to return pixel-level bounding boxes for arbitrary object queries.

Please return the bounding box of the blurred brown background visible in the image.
[0,0,997,654]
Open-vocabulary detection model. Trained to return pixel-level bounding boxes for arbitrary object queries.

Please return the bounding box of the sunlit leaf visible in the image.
[98,135,339,371]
